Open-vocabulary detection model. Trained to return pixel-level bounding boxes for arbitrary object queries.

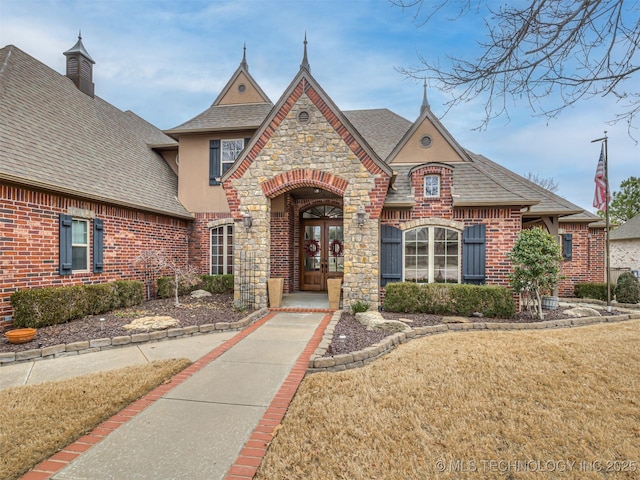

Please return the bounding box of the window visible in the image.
[404,226,459,283]
[59,214,103,274]
[210,138,249,185]
[221,139,244,176]
[424,175,440,197]
[211,225,234,275]
[72,219,89,271]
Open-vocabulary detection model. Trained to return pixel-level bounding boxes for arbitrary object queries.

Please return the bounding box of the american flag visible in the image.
[592,144,608,211]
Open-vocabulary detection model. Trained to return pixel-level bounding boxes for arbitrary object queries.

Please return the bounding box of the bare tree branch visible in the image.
[394,0,640,135]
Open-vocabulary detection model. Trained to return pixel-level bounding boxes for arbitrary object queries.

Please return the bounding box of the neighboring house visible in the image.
[610,214,640,275]
[0,37,605,323]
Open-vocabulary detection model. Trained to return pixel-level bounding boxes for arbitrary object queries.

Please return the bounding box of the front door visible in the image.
[301,220,344,291]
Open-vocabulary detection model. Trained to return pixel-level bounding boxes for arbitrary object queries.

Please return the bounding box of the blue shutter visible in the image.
[93,218,104,273]
[244,137,251,149]
[59,214,73,275]
[563,233,573,261]
[209,139,221,185]
[462,224,486,284]
[380,225,402,287]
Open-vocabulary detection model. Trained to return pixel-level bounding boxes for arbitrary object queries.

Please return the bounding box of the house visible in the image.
[0,36,605,324]
[610,213,640,276]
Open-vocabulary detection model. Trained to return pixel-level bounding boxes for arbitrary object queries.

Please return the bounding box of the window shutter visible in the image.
[380,225,402,287]
[209,139,221,185]
[59,214,73,275]
[93,218,104,273]
[563,233,573,261]
[244,137,251,149]
[462,224,486,284]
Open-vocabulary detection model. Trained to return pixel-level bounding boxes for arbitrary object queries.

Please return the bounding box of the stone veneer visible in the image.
[224,79,390,310]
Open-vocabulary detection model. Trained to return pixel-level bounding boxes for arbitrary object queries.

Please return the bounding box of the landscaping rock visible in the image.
[123,316,180,331]
[190,289,212,298]
[442,316,471,324]
[355,311,410,333]
[564,307,601,318]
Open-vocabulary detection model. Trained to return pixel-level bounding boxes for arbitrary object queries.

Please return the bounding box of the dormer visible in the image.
[63,33,95,97]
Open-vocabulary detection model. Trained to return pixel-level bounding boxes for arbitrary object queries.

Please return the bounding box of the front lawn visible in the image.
[257,320,640,479]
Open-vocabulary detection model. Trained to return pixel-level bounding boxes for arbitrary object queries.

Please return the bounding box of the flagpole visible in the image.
[591,132,611,311]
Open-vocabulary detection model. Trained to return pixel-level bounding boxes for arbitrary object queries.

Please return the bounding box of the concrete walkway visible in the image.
[17,311,331,480]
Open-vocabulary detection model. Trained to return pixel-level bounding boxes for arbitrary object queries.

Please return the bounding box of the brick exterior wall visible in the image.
[558,224,606,296]
[188,212,234,274]
[0,183,190,326]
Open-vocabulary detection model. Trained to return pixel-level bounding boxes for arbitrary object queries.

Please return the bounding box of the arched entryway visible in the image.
[301,205,344,291]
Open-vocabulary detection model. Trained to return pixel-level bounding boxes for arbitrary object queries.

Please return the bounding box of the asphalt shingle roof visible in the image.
[610,213,640,240]
[0,45,191,219]
[343,109,412,161]
[166,103,274,134]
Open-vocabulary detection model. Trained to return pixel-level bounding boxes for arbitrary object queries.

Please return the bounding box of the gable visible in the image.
[391,117,467,164]
[216,71,269,106]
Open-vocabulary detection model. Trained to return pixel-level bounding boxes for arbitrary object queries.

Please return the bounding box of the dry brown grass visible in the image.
[257,320,640,480]
[0,358,191,480]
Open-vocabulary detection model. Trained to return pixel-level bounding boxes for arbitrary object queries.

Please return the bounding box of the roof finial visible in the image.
[241,42,248,71]
[301,32,310,72]
[421,78,430,114]
[78,30,82,40]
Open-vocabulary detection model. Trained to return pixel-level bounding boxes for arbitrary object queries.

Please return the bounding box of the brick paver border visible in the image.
[19,310,293,480]
[224,312,333,480]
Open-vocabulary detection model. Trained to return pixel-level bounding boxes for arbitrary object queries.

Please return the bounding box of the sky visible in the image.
[1,0,638,212]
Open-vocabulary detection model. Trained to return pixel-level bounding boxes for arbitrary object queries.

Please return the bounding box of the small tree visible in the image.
[134,250,199,306]
[507,227,563,319]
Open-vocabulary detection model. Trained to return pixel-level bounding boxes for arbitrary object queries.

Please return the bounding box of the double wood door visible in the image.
[301,220,344,291]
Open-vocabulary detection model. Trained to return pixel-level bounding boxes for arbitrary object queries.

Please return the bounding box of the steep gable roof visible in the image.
[0,45,191,219]
[222,64,393,183]
[166,50,273,136]
[386,104,472,164]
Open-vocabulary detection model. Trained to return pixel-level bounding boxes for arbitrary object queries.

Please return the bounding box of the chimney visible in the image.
[63,32,95,97]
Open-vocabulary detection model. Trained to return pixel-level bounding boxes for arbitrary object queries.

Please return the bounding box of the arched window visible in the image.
[404,226,459,283]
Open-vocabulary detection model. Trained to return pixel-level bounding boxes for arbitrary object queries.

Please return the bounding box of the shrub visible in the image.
[200,274,234,294]
[350,300,370,314]
[614,272,640,304]
[113,280,144,308]
[10,281,143,328]
[157,274,234,298]
[574,282,611,301]
[84,283,117,315]
[383,282,515,318]
[382,282,421,312]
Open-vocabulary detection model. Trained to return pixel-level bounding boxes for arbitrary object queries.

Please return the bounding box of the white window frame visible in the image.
[210,224,234,275]
[72,218,89,272]
[424,174,440,198]
[221,139,245,176]
[402,226,460,284]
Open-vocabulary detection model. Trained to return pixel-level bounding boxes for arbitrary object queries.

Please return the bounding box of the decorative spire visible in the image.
[421,78,430,114]
[300,33,310,72]
[241,42,248,71]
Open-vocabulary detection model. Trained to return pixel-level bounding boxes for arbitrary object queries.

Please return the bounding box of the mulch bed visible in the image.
[323,307,627,357]
[1,297,628,357]
[1,293,250,353]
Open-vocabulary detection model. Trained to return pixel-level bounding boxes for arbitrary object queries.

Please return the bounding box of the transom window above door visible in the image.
[302,206,343,219]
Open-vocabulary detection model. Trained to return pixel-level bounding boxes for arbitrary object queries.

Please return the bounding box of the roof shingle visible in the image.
[0,45,191,219]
